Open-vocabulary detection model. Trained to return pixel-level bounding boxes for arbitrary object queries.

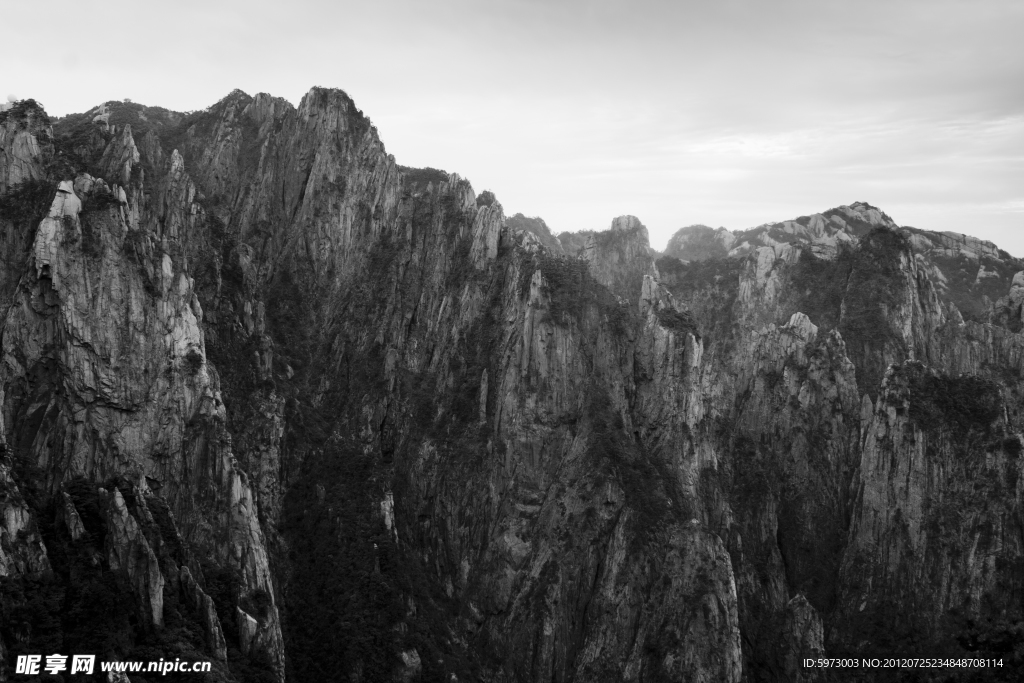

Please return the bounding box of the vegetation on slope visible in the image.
[783,227,912,398]
[0,178,55,237]
[0,98,47,127]
[519,250,633,333]
[656,254,743,344]
[899,364,1002,434]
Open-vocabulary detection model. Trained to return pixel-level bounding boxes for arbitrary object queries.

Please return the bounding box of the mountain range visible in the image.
[2,88,1023,682]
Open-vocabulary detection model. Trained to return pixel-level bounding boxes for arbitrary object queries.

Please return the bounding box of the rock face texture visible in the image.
[2,90,1024,683]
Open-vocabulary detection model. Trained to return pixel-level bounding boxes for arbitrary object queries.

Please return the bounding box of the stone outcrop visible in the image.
[0,463,50,577]
[579,215,657,302]
[0,102,51,313]
[103,487,165,627]
[781,594,824,682]
[57,490,86,541]
[181,564,228,660]
[0,100,48,194]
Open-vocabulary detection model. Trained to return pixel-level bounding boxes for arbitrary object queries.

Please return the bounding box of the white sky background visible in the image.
[3,0,1023,254]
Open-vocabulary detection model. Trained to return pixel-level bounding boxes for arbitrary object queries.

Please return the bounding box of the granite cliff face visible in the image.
[1,90,1023,683]
[658,207,1024,679]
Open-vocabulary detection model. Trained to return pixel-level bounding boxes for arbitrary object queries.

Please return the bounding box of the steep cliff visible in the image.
[657,210,1024,680]
[2,88,1023,683]
[1,97,282,682]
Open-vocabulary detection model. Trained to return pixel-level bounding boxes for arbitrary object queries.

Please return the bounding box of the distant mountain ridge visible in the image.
[658,201,1023,324]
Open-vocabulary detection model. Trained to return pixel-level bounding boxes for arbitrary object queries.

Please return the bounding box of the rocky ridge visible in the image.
[664,201,1024,327]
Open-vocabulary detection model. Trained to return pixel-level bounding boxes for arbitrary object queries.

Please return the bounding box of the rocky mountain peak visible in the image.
[297,86,369,130]
[608,214,650,250]
[246,92,295,127]
[664,224,736,262]
[571,215,654,301]
[505,212,563,252]
[610,213,645,233]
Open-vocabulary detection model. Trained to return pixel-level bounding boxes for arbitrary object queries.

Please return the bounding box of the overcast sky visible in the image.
[4,0,1022,254]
